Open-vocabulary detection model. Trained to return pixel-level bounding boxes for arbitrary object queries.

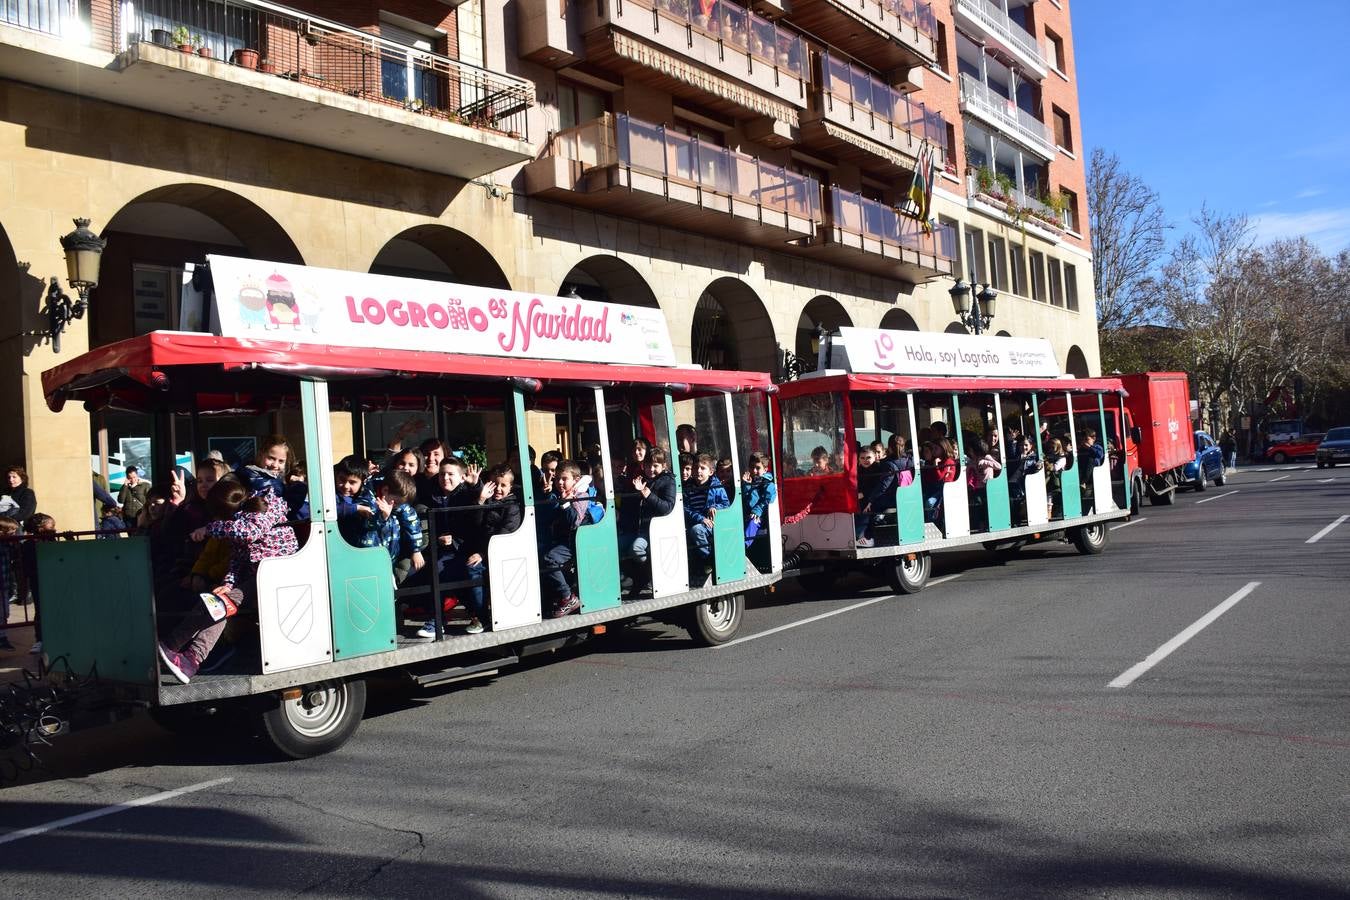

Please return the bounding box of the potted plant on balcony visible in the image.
[231,47,260,69]
[259,57,278,74]
[196,36,212,59]
[172,26,193,53]
[150,28,174,48]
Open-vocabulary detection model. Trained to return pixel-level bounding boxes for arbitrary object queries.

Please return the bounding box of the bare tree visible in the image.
[1088,149,1168,330]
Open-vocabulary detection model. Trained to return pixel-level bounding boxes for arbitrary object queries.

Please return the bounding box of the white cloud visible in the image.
[1294,187,1326,200]
[1248,208,1350,254]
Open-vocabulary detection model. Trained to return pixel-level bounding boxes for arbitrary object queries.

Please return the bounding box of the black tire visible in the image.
[1215,469,1227,486]
[260,678,366,759]
[1316,461,1326,469]
[1193,469,1207,492]
[1070,523,1108,555]
[885,552,931,595]
[1130,477,1143,515]
[1272,451,1287,464]
[1149,487,1176,507]
[684,594,745,646]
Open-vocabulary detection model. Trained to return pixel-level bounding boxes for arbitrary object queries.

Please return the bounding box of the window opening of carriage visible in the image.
[780,393,844,478]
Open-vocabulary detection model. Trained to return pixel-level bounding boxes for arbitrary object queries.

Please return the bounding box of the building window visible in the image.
[936,22,951,73]
[558,80,609,131]
[1060,187,1079,231]
[380,19,442,108]
[1064,263,1079,311]
[987,235,1007,292]
[1045,28,1066,73]
[1048,258,1064,307]
[1052,106,1073,152]
[1010,244,1026,297]
[964,226,986,284]
[1029,250,1047,302]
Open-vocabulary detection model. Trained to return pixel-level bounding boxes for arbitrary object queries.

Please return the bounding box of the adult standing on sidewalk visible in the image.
[1219,430,1237,472]
[118,466,151,524]
[0,466,36,526]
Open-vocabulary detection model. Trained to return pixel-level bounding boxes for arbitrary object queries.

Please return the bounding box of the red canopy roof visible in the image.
[774,372,1126,400]
[42,332,772,412]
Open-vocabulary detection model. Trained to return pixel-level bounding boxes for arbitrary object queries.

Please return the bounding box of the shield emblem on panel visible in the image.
[346,576,382,633]
[277,584,314,645]
[501,556,528,608]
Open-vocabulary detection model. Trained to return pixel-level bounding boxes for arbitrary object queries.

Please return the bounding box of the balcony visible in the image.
[803,187,956,281]
[783,0,937,71]
[524,113,821,248]
[0,0,535,180]
[953,0,1046,79]
[959,74,1054,160]
[966,172,1065,240]
[566,0,809,132]
[802,52,946,178]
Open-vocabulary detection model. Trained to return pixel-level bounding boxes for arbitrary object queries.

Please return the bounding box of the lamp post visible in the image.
[948,279,997,335]
[31,218,105,354]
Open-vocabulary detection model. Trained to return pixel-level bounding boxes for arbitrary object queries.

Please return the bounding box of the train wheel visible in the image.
[1071,523,1108,556]
[684,594,745,646]
[260,678,366,759]
[885,552,931,595]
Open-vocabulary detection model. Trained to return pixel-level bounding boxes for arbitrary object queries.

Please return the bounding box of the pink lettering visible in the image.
[388,300,408,327]
[360,297,385,325]
[407,301,428,328]
[346,295,365,323]
[427,303,449,329]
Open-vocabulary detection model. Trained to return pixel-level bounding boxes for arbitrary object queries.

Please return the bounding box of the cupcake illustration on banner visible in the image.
[265,271,302,330]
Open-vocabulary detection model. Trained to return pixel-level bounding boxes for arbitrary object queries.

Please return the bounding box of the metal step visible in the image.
[413,655,518,688]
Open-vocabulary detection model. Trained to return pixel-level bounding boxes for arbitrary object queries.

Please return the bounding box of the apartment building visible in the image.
[0,0,1096,529]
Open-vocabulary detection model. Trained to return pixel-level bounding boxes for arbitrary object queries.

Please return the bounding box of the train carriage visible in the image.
[774,327,1132,594]
[36,256,781,756]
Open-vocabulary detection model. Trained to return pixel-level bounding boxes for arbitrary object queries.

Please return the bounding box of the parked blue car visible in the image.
[1184,431,1226,490]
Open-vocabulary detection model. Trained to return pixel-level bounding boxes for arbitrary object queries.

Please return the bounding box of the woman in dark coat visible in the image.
[1,466,37,526]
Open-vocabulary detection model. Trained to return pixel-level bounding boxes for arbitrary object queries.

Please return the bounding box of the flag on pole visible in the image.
[907,141,937,233]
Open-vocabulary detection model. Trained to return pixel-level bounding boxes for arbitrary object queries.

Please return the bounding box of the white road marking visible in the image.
[1110,517,1146,531]
[1108,582,1261,689]
[1317,477,1336,484]
[1195,490,1238,504]
[718,574,963,649]
[0,777,232,846]
[1269,474,1291,483]
[1306,515,1349,545]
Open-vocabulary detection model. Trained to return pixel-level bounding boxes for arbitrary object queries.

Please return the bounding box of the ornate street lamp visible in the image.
[948,278,997,335]
[31,218,105,353]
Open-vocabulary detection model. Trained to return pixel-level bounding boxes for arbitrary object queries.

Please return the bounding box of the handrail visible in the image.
[0,0,77,36]
[828,186,956,260]
[959,73,1052,153]
[954,0,1044,67]
[619,0,809,80]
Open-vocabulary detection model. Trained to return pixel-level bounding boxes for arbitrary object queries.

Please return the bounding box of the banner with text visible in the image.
[208,255,678,367]
[836,327,1060,378]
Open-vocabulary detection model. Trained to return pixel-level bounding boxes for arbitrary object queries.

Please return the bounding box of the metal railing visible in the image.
[967,172,1064,231]
[824,0,938,41]
[548,113,822,221]
[0,0,77,36]
[828,186,956,260]
[625,0,809,80]
[954,0,1044,68]
[959,73,1052,155]
[111,0,533,137]
[820,51,947,149]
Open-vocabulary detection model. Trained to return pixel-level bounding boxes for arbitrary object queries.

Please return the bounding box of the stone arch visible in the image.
[944,322,968,335]
[370,224,510,290]
[1065,345,1090,377]
[97,185,304,346]
[795,295,854,365]
[880,308,920,331]
[559,255,660,308]
[690,277,775,373]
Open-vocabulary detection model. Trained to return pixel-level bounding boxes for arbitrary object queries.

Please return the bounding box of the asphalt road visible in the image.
[2,463,1347,898]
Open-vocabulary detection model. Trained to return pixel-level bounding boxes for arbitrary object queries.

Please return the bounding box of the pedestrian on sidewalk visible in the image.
[1219,430,1237,472]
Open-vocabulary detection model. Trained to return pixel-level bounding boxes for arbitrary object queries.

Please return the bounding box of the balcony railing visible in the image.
[820,51,947,150]
[959,73,1053,157]
[886,0,938,38]
[623,0,809,80]
[967,172,1065,233]
[954,0,1045,70]
[829,187,956,259]
[548,113,822,220]
[1,0,76,36]
[111,0,533,136]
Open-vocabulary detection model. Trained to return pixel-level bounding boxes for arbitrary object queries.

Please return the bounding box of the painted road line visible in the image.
[1110,517,1147,531]
[0,777,233,846]
[718,574,963,649]
[1109,582,1261,689]
[1269,474,1291,483]
[1306,515,1349,545]
[1195,490,1238,504]
[1318,477,1336,484]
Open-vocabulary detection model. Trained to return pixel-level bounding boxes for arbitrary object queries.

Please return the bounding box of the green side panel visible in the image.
[38,538,157,685]
[984,470,1011,531]
[1061,461,1083,519]
[511,390,535,510]
[897,478,925,543]
[327,527,398,660]
[300,381,327,522]
[576,512,621,611]
[951,395,964,456]
[712,478,746,583]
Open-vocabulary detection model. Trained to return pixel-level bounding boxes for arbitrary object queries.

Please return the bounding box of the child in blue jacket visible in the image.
[684,453,730,564]
[740,453,776,545]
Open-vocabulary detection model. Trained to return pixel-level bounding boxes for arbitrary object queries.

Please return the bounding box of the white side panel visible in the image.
[489,506,542,629]
[649,497,689,598]
[797,512,854,550]
[1092,463,1115,512]
[1024,471,1049,526]
[941,479,970,538]
[257,522,335,674]
[766,495,783,572]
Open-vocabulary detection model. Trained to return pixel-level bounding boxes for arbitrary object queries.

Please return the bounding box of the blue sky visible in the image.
[1072,1,1350,255]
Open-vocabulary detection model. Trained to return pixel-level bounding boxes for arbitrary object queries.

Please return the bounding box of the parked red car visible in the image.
[1265,433,1325,463]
